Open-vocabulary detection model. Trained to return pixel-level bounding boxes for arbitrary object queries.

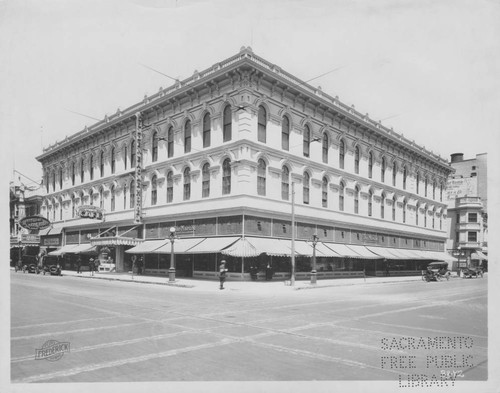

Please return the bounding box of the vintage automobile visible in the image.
[422,261,451,282]
[461,267,483,278]
[41,256,63,276]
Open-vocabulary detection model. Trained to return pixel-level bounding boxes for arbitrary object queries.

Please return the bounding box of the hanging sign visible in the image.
[19,216,51,230]
[77,205,104,220]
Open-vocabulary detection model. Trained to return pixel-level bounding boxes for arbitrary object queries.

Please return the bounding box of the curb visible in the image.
[67,274,195,288]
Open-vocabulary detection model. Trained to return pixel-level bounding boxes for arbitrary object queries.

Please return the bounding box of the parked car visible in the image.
[422,261,450,282]
[461,267,483,278]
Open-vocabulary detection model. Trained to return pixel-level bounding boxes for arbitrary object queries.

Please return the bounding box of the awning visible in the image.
[221,237,261,258]
[47,244,79,256]
[398,249,429,260]
[366,247,402,259]
[323,243,363,258]
[155,238,205,254]
[68,244,98,254]
[186,237,239,254]
[125,240,167,254]
[315,242,342,257]
[424,251,458,262]
[245,237,294,257]
[471,251,488,260]
[346,245,381,259]
[91,236,143,246]
[289,240,328,257]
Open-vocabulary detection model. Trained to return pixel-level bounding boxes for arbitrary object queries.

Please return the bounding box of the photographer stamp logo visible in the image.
[35,340,70,361]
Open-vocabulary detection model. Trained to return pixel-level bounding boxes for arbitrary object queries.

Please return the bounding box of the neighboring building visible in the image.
[35,47,454,280]
[9,173,44,265]
[446,153,488,270]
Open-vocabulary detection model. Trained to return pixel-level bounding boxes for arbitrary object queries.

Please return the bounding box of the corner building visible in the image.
[36,47,454,280]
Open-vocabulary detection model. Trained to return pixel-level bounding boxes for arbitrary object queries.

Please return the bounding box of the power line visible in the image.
[139,63,178,81]
[64,108,101,121]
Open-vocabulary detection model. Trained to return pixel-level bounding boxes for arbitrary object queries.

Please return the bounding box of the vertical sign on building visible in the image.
[134,111,143,223]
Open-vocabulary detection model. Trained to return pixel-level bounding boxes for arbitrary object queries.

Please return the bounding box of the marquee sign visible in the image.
[77,205,104,220]
[19,216,51,231]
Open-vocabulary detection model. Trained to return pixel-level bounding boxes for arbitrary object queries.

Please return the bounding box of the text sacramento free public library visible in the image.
[381,336,473,351]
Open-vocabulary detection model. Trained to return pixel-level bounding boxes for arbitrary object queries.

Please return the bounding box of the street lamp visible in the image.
[168,226,177,282]
[310,233,319,284]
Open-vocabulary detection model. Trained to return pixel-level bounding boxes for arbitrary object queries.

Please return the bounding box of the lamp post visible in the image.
[168,226,176,282]
[290,182,296,286]
[310,233,319,284]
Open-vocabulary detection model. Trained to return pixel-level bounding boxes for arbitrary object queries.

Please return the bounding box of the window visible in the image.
[392,196,396,221]
[166,171,173,203]
[151,175,157,205]
[432,209,435,228]
[52,171,55,191]
[354,186,359,214]
[281,116,290,151]
[456,213,460,223]
[354,146,360,174]
[152,131,158,162]
[381,193,385,219]
[202,113,211,148]
[432,181,436,199]
[468,232,478,242]
[130,181,135,209]
[424,209,427,227]
[111,148,115,174]
[124,145,128,170]
[416,173,420,194]
[424,178,428,197]
[403,167,407,190]
[381,157,386,182]
[71,163,75,186]
[90,156,94,180]
[222,159,231,195]
[368,152,373,179]
[257,159,266,196]
[71,196,75,218]
[281,166,290,200]
[392,162,397,186]
[322,177,328,208]
[89,189,94,206]
[59,167,63,189]
[202,163,210,198]
[167,126,174,158]
[183,167,191,200]
[59,199,63,220]
[440,185,443,202]
[322,134,328,163]
[223,105,232,142]
[403,199,407,223]
[368,190,373,217]
[123,183,127,209]
[184,120,191,153]
[468,213,478,222]
[416,204,420,225]
[455,231,459,244]
[303,125,310,157]
[339,182,345,211]
[110,186,115,212]
[99,151,104,177]
[131,140,136,168]
[99,186,104,209]
[339,140,345,169]
[258,106,266,143]
[303,172,310,204]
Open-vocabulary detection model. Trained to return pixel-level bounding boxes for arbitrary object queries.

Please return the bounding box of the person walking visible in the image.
[89,257,95,276]
[218,260,228,290]
[76,256,82,274]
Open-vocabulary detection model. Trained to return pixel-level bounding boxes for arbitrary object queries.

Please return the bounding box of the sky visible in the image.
[1,0,499,186]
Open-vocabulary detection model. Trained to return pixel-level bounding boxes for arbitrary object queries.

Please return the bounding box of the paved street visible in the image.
[11,271,487,386]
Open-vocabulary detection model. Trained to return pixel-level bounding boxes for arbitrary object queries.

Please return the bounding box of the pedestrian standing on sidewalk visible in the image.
[77,256,82,274]
[89,257,95,276]
[218,260,228,290]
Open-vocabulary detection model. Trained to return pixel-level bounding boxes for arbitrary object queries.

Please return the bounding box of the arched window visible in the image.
[110,186,115,212]
[403,199,407,223]
[392,196,396,221]
[99,186,104,209]
[281,166,290,201]
[152,131,158,162]
[222,159,231,195]
[339,140,345,169]
[111,147,116,174]
[90,156,94,180]
[303,125,310,157]
[322,133,328,163]
[392,162,397,186]
[303,172,310,204]
[100,151,104,177]
[167,126,174,158]
[282,116,290,151]
[59,167,63,189]
[432,208,436,228]
[322,177,328,208]
[223,105,232,142]
[440,184,443,202]
[425,178,428,197]
[381,157,386,183]
[89,189,94,206]
[71,196,76,218]
[202,113,211,148]
[258,106,266,143]
[71,163,75,186]
[184,120,191,153]
[354,186,360,214]
[257,159,266,196]
[354,146,360,174]
[51,171,55,191]
[129,181,135,209]
[131,140,136,168]
[339,181,345,211]
[424,209,428,227]
[166,171,173,203]
[183,167,191,200]
[151,175,157,205]
[432,181,436,200]
[124,145,128,170]
[368,189,373,217]
[381,192,386,219]
[416,173,420,194]
[202,163,210,198]
[403,167,407,190]
[416,203,420,226]
[368,152,373,179]
[59,198,63,221]
[123,183,127,210]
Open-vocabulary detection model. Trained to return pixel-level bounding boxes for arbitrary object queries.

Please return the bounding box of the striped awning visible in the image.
[69,244,98,254]
[186,237,239,254]
[221,237,261,258]
[471,251,488,260]
[345,245,381,259]
[323,243,362,258]
[245,237,294,257]
[47,244,79,255]
[155,238,205,254]
[366,247,403,259]
[126,240,167,254]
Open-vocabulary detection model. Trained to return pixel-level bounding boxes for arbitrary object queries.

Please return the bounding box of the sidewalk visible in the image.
[56,269,447,292]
